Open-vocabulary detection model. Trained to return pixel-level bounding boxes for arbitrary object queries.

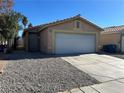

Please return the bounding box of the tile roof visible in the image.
[24,15,82,32]
[24,14,103,32]
[102,25,124,34]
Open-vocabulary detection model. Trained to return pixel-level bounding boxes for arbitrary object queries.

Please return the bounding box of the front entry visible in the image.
[28,33,40,52]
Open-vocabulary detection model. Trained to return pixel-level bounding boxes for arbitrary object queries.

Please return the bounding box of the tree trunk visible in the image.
[7,38,14,51]
[13,37,17,50]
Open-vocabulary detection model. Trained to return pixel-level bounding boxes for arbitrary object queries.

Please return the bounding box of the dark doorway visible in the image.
[28,33,40,52]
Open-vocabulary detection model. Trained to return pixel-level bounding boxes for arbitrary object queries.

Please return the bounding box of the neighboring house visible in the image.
[16,37,24,49]
[23,15,103,54]
[100,25,124,52]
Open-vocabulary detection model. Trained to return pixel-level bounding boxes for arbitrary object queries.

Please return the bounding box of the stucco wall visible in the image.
[48,20,100,32]
[46,19,101,54]
[40,29,48,53]
[100,33,121,51]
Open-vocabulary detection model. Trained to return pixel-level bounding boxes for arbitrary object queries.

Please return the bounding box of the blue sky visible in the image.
[13,0,124,36]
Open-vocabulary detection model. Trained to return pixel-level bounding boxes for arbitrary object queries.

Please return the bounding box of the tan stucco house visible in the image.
[100,25,124,52]
[23,15,103,54]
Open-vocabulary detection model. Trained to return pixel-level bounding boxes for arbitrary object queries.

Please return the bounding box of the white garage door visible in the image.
[55,33,96,54]
[121,36,124,52]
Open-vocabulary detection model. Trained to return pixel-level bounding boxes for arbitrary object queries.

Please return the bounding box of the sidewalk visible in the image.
[58,78,124,93]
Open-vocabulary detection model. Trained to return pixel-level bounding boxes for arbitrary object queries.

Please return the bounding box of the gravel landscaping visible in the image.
[0,52,99,93]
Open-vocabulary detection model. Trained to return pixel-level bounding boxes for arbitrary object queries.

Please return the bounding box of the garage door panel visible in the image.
[55,33,96,54]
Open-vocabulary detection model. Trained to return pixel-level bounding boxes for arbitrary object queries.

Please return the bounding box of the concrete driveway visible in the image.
[62,54,124,93]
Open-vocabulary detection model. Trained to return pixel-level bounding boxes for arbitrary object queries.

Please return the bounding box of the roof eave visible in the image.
[39,16,103,31]
[79,17,103,31]
[25,15,104,32]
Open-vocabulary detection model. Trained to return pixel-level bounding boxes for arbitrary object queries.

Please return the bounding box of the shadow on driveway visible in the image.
[0,50,81,60]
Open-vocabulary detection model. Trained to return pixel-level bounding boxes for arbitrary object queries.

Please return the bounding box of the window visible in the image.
[76,21,80,28]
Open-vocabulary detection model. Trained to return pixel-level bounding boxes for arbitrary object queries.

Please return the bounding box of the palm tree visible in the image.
[28,23,33,28]
[22,16,28,29]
